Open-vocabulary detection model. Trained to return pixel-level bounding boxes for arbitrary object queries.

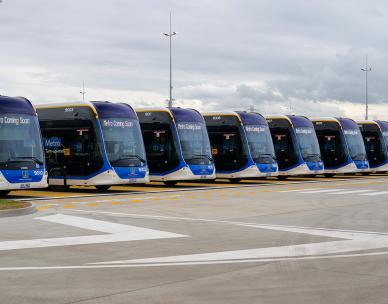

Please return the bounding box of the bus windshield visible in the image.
[0,114,44,170]
[244,125,276,164]
[100,118,146,167]
[176,122,212,165]
[295,127,321,162]
[344,129,367,160]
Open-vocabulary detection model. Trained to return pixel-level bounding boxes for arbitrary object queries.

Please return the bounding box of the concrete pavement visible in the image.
[0,176,387,303]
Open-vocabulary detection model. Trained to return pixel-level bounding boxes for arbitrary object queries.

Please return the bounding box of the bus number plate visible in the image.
[20,183,31,189]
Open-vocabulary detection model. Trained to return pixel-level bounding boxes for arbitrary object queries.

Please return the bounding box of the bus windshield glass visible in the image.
[295,127,321,162]
[0,114,44,169]
[100,118,146,167]
[244,125,276,163]
[344,129,367,160]
[176,122,212,165]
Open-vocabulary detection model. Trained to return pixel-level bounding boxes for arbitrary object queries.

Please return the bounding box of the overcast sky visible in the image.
[1,0,388,119]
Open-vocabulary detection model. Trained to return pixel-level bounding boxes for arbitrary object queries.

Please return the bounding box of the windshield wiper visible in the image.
[186,154,214,162]
[258,153,277,160]
[3,157,44,165]
[111,155,146,165]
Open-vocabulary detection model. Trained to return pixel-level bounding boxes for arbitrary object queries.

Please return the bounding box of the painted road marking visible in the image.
[0,214,186,251]
[299,189,347,194]
[91,222,388,266]
[1,210,388,271]
[278,188,322,193]
[359,190,388,196]
[327,189,374,195]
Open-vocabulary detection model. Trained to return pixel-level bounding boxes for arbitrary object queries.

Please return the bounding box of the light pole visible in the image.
[361,56,372,120]
[80,81,86,102]
[163,12,177,108]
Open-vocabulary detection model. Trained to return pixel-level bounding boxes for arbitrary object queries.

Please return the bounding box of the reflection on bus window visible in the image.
[244,125,276,164]
[343,129,367,161]
[100,118,146,167]
[295,127,321,162]
[176,122,212,165]
[0,114,44,170]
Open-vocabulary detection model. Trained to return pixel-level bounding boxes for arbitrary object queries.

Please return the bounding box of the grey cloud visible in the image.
[0,0,388,117]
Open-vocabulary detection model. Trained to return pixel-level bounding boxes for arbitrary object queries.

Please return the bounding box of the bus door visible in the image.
[359,124,386,167]
[141,122,180,174]
[41,119,104,180]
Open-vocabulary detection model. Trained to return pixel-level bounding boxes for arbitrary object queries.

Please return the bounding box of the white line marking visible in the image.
[92,224,388,265]
[0,214,186,251]
[327,189,374,195]
[360,191,388,196]
[298,189,347,194]
[278,188,322,193]
[1,251,388,271]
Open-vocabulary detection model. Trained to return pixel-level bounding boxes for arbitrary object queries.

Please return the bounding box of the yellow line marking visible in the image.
[86,203,98,207]
[130,199,142,203]
[36,206,53,211]
[63,204,76,209]
[110,201,123,205]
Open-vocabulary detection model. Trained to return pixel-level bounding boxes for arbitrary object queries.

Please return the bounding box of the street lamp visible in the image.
[361,56,372,120]
[80,81,86,102]
[163,12,177,108]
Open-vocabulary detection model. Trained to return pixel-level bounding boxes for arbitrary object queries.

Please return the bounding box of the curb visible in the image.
[0,203,37,218]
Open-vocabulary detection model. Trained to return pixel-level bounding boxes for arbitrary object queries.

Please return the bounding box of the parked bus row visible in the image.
[1,95,387,195]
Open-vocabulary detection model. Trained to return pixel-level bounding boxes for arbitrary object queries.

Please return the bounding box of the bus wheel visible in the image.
[95,185,111,192]
[163,181,178,187]
[277,176,288,180]
[0,190,10,197]
[229,178,241,183]
[49,185,69,192]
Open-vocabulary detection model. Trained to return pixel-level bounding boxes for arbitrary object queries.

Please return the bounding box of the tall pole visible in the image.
[80,81,86,102]
[163,12,177,107]
[361,56,372,120]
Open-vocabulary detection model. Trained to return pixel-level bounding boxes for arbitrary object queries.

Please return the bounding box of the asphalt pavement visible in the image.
[0,176,387,304]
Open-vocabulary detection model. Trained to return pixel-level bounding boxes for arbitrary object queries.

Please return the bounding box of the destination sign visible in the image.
[0,116,31,125]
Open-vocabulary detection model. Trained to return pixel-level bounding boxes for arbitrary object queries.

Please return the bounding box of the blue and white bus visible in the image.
[203,111,278,182]
[37,101,149,191]
[266,115,324,178]
[136,107,216,185]
[0,96,47,196]
[312,117,369,176]
[357,120,388,173]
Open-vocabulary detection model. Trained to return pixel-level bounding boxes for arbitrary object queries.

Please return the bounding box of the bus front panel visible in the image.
[204,115,249,172]
[38,106,105,180]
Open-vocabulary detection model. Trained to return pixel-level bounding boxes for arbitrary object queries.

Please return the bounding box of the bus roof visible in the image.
[311,117,360,130]
[92,101,138,120]
[236,111,268,126]
[0,95,36,116]
[136,107,205,123]
[266,114,313,128]
[374,120,388,132]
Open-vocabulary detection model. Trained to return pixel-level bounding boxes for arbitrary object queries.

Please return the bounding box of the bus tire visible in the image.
[163,181,178,186]
[229,178,241,183]
[277,176,288,180]
[95,185,111,192]
[324,173,335,178]
[0,190,10,197]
